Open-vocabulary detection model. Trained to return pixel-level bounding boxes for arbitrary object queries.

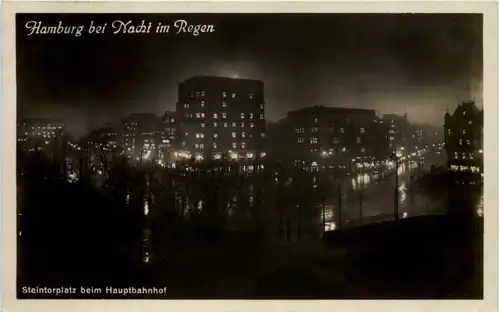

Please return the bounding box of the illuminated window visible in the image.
[356,137,361,144]
[200,101,205,107]
[214,133,218,138]
[232,132,236,138]
[200,144,204,149]
[340,128,345,134]
[222,92,227,98]
[196,113,201,118]
[184,103,189,109]
[261,132,265,137]
[222,101,227,108]
[232,122,237,127]
[213,142,217,148]
[260,104,264,109]
[232,142,237,148]
[224,122,228,128]
[201,91,206,96]
[200,123,205,128]
[242,132,246,138]
[232,93,236,98]
[213,113,218,119]
[260,114,264,120]
[222,112,227,119]
[454,152,459,159]
[241,122,245,128]
[240,113,245,119]
[241,142,246,148]
[462,129,467,135]
[311,127,318,132]
[195,144,199,148]
[298,137,304,143]
[459,139,463,145]
[250,123,254,128]
[214,122,218,127]
[361,147,366,153]
[249,93,254,99]
[310,137,318,144]
[314,118,319,124]
[360,127,365,133]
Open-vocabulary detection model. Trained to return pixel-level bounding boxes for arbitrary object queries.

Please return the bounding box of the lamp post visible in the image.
[390,151,400,220]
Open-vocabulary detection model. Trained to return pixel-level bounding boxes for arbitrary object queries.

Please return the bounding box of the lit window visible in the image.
[298,137,304,144]
[260,104,264,109]
[195,144,199,148]
[459,139,463,145]
[454,152,459,159]
[240,113,245,119]
[356,137,361,144]
[250,123,254,128]
[340,128,345,134]
[222,101,227,108]
[184,103,189,109]
[314,118,319,124]
[222,92,227,98]
[241,122,245,128]
[213,113,218,119]
[249,113,254,120]
[200,144,204,149]
[361,147,366,153]
[201,101,205,107]
[260,114,264,120]
[201,91,206,96]
[232,93,236,98]
[200,123,205,128]
[214,122,218,127]
[224,122,228,128]
[213,133,218,138]
[222,112,227,119]
[360,128,365,133]
[196,113,201,118]
[249,93,254,99]
[232,142,237,148]
[389,136,394,141]
[232,132,236,138]
[311,127,318,132]
[467,140,471,146]
[242,132,246,138]
[241,142,246,148]
[463,111,466,116]
[462,129,467,135]
[261,132,266,137]
[310,137,318,144]
[213,143,217,148]
[232,122,237,127]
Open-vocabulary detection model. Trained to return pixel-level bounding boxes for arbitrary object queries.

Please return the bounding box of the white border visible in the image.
[2,2,498,312]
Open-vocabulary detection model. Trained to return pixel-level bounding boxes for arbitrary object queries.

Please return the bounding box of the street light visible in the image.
[390,151,400,220]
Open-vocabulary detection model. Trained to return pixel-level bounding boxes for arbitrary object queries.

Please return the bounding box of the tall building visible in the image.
[120,113,161,161]
[176,76,266,161]
[279,106,377,168]
[159,111,177,163]
[382,113,410,153]
[444,101,483,183]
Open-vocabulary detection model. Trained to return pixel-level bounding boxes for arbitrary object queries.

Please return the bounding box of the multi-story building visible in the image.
[159,111,177,163]
[17,118,66,152]
[176,76,266,161]
[279,106,377,170]
[382,113,410,153]
[87,124,118,150]
[444,101,483,183]
[120,113,161,161]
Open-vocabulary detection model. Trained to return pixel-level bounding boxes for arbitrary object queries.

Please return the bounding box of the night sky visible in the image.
[16,14,482,137]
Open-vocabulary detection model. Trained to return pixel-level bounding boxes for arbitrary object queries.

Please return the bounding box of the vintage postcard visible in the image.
[2,1,498,312]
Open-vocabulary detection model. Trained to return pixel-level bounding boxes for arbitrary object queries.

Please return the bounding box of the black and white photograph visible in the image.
[10,9,492,303]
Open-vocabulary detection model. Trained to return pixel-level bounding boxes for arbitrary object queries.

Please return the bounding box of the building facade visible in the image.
[17,118,66,152]
[382,113,410,153]
[444,101,483,183]
[176,76,266,161]
[279,106,377,169]
[120,113,162,161]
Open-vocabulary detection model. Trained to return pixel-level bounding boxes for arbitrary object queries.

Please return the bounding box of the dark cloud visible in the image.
[16,13,482,137]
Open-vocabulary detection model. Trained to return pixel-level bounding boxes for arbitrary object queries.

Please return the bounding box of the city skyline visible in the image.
[17,13,482,137]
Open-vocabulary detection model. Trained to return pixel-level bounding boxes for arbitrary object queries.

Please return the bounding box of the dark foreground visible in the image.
[18,214,483,299]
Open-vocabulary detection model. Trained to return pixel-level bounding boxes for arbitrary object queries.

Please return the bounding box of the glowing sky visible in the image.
[16,14,482,137]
